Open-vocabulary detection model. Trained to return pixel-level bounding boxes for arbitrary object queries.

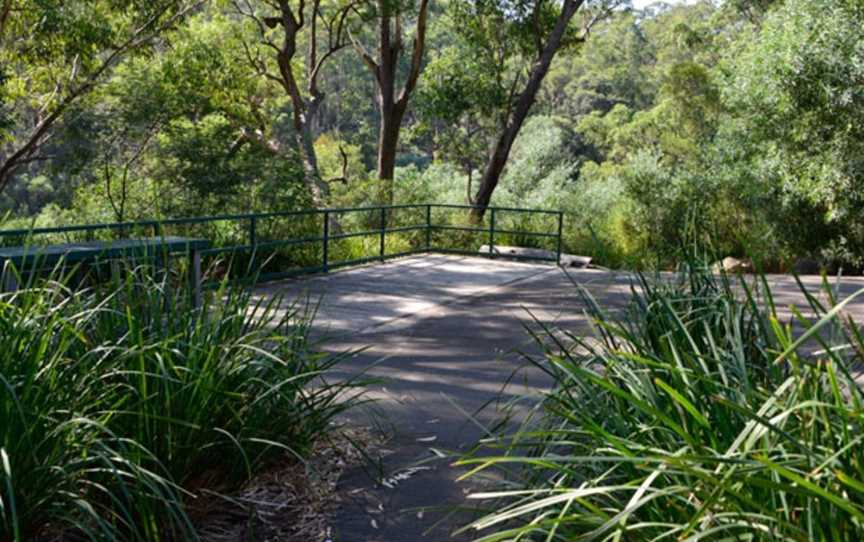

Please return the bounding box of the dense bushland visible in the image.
[4,0,863,271]
[458,266,864,540]
[0,265,358,540]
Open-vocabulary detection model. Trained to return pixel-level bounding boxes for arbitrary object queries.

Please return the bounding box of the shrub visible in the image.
[458,265,864,540]
[0,264,358,540]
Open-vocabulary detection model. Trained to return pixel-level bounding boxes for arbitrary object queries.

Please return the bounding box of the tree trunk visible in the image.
[354,0,429,205]
[376,74,408,204]
[377,108,402,204]
[295,124,330,207]
[243,0,351,209]
[471,0,584,221]
[375,8,399,205]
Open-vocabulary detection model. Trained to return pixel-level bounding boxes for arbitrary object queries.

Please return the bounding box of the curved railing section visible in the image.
[0,204,564,284]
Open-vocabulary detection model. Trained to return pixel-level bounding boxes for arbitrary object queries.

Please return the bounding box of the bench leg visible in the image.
[191,250,202,309]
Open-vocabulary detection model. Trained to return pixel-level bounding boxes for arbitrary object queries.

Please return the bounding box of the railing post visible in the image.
[322,210,330,273]
[248,216,258,277]
[153,222,162,238]
[489,207,496,257]
[556,211,564,266]
[379,207,386,262]
[425,204,432,251]
[249,215,257,247]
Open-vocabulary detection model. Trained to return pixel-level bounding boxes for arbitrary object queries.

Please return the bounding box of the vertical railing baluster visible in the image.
[557,211,564,266]
[489,208,496,258]
[322,210,330,273]
[425,204,432,251]
[248,215,258,280]
[379,207,386,262]
[249,215,257,247]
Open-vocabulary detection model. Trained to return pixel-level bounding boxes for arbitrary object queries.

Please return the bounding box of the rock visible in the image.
[712,256,753,274]
[792,258,821,275]
[479,244,549,261]
[561,254,593,268]
[478,245,591,267]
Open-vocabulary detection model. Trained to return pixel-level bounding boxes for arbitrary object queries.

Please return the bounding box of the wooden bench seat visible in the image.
[0,236,210,306]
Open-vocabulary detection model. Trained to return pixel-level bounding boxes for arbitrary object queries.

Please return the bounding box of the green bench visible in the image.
[0,236,211,307]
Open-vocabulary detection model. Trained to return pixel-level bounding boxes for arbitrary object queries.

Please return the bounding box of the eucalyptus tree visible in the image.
[465,0,620,219]
[81,13,304,220]
[415,44,504,199]
[232,0,356,207]
[349,0,430,204]
[538,11,655,118]
[0,0,205,194]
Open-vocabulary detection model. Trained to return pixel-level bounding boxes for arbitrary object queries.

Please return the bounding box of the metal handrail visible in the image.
[0,203,565,281]
[427,203,562,215]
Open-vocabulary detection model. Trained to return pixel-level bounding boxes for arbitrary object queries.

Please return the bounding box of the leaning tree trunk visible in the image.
[471,0,584,221]
[294,96,330,207]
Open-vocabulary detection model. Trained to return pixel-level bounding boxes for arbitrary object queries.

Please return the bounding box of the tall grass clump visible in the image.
[458,266,864,541]
[0,262,359,540]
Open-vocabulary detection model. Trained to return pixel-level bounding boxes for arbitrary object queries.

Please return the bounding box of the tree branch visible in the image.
[348,28,381,82]
[325,145,350,184]
[0,0,12,42]
[395,0,429,109]
[309,1,355,93]
[0,0,207,192]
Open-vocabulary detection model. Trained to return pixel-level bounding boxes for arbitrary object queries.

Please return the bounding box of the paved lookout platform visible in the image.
[251,254,864,542]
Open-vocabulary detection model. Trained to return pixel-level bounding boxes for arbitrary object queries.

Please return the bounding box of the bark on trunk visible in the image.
[247,0,351,209]
[295,124,330,207]
[375,7,399,205]
[376,108,402,204]
[276,17,330,207]
[354,0,429,205]
[471,0,584,221]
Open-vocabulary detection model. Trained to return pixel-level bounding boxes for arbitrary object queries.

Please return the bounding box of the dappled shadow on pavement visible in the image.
[252,256,864,541]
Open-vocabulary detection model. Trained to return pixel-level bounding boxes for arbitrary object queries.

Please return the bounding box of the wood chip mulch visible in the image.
[191,427,375,542]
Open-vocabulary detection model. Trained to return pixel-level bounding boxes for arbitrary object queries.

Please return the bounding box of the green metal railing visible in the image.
[0,204,564,284]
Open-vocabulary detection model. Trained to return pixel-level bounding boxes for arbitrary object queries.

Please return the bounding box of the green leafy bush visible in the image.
[717,0,864,270]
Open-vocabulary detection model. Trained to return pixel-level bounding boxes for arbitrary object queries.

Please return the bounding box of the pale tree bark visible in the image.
[351,0,429,204]
[0,1,206,194]
[471,0,590,221]
[235,0,353,208]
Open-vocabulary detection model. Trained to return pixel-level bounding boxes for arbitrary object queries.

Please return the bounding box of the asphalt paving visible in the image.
[251,255,864,541]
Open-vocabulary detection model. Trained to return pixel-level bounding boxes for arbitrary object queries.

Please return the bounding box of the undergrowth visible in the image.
[0,263,361,540]
[459,265,864,541]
